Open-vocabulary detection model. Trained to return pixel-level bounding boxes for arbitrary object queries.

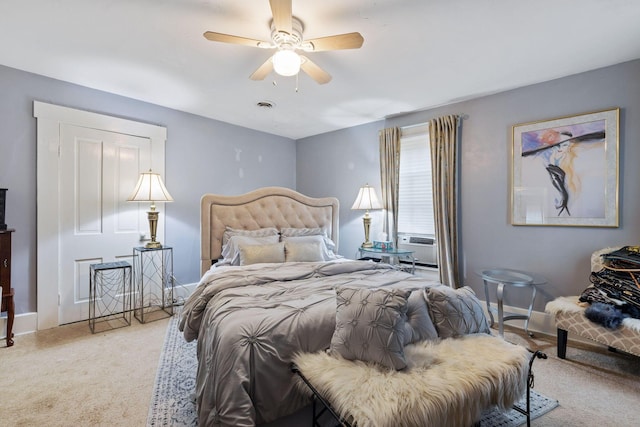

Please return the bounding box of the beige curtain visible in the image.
[429,115,461,288]
[379,127,400,247]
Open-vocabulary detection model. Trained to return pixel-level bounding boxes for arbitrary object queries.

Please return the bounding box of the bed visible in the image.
[179,187,523,427]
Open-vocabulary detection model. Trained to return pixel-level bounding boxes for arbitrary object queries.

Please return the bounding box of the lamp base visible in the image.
[145,209,161,249]
[361,241,374,248]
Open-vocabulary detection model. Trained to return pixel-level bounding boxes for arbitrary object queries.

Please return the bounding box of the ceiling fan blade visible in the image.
[203,31,267,48]
[305,32,364,51]
[269,0,292,34]
[300,56,332,84]
[249,56,274,81]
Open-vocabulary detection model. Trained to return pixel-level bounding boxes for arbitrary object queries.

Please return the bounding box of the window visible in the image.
[397,125,434,236]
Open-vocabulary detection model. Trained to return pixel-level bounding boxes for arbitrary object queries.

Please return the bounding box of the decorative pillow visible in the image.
[284,240,325,262]
[330,287,410,370]
[221,234,280,265]
[403,290,439,344]
[222,227,279,245]
[238,242,285,265]
[281,234,338,260]
[280,227,327,237]
[424,285,491,338]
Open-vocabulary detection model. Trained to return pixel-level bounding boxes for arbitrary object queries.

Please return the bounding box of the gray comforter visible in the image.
[179,260,438,426]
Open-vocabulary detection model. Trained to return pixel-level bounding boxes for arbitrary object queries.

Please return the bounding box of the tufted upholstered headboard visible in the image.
[200,187,339,276]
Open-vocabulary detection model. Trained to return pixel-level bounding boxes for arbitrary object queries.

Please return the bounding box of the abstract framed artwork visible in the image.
[511,108,619,227]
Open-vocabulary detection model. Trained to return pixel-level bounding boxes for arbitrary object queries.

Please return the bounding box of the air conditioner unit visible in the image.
[397,233,438,267]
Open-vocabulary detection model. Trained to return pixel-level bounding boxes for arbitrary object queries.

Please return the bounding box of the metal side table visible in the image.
[478,268,547,337]
[133,246,174,323]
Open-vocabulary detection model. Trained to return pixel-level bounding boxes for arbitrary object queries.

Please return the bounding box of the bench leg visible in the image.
[557,328,568,359]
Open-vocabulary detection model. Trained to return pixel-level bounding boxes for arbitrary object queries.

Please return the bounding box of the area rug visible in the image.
[148,314,558,426]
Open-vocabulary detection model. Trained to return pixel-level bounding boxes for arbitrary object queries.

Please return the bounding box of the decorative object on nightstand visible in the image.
[1,228,15,347]
[351,184,382,248]
[133,246,174,323]
[127,170,173,249]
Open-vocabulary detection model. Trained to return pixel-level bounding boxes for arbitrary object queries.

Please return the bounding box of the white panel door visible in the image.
[58,124,151,324]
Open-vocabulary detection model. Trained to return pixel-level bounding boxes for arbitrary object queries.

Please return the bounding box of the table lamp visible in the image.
[127,170,173,248]
[351,184,382,248]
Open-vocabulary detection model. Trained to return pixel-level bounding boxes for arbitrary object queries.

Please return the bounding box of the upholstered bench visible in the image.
[546,296,640,358]
[546,247,640,359]
[292,334,544,427]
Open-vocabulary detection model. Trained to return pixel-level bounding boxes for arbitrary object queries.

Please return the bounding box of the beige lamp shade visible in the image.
[351,184,383,211]
[128,170,173,248]
[351,184,382,248]
[127,170,174,203]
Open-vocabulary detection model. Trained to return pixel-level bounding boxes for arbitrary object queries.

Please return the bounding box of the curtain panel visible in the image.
[429,115,461,288]
[378,127,400,247]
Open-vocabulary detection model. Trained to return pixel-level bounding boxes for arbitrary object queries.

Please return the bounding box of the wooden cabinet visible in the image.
[0,228,15,347]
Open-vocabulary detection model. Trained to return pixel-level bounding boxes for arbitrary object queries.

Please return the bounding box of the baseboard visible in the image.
[3,290,595,352]
[482,302,556,336]
[482,301,608,350]
[0,311,38,340]
[171,281,198,306]
[0,282,198,338]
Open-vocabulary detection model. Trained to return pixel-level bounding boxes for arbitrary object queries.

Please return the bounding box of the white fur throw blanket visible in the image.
[293,334,530,427]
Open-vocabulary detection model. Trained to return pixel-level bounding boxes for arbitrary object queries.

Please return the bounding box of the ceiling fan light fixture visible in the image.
[272,49,301,76]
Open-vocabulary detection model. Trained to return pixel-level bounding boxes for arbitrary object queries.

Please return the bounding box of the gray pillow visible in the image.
[330,287,410,370]
[238,242,285,265]
[403,290,439,344]
[424,285,491,338]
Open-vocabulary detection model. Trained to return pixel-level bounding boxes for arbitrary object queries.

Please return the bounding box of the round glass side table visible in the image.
[477,268,547,337]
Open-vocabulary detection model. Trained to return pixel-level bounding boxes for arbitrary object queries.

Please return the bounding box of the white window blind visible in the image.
[397,127,435,235]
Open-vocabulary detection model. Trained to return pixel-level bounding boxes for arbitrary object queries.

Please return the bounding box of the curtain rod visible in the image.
[378,115,467,136]
[398,114,467,130]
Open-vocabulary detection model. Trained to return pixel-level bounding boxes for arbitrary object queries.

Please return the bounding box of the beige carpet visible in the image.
[502,325,640,427]
[0,316,170,426]
[1,317,639,426]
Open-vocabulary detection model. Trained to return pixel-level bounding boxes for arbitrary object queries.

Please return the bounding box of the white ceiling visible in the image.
[2,0,640,139]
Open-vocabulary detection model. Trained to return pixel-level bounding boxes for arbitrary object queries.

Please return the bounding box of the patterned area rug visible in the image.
[148,314,558,426]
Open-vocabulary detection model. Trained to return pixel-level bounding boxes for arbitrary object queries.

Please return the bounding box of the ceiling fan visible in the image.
[203,0,364,84]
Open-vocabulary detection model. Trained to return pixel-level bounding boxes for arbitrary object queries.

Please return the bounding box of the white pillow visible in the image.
[280,227,336,252]
[281,234,338,260]
[221,234,280,265]
[284,240,325,262]
[222,227,279,245]
[239,242,285,265]
[280,227,327,237]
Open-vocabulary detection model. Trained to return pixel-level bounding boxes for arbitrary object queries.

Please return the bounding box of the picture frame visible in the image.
[511,108,619,227]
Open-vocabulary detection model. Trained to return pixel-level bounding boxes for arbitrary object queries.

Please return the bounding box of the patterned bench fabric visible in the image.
[554,309,640,357]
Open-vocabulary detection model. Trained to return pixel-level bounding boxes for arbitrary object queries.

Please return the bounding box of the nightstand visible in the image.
[478,268,547,337]
[357,246,416,274]
[89,261,132,333]
[133,246,174,323]
[0,228,15,347]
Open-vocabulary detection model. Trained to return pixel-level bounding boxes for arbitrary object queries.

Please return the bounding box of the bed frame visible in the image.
[200,187,339,276]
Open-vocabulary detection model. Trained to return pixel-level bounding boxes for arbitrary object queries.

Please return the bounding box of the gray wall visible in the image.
[0,64,296,314]
[4,58,639,317]
[297,59,640,311]
[296,121,385,257]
